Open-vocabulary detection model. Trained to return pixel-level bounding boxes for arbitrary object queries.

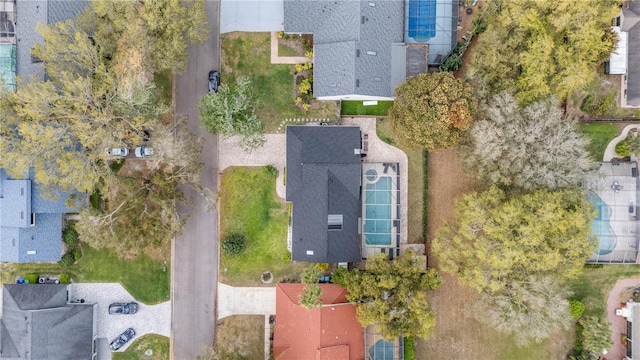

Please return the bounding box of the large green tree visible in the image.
[341,250,441,340]
[433,186,596,294]
[198,77,265,151]
[74,120,204,254]
[388,72,476,150]
[89,0,208,73]
[462,93,597,191]
[0,20,163,196]
[469,0,620,104]
[471,276,572,346]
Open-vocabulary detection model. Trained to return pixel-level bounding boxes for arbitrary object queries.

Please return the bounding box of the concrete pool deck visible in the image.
[341,117,409,258]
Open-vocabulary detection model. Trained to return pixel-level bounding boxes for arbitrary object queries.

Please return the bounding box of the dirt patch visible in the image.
[425,149,481,259]
[215,315,265,359]
[420,149,497,359]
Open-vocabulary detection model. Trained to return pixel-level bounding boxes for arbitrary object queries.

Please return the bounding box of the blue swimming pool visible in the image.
[407,0,437,39]
[363,176,393,246]
[586,191,617,256]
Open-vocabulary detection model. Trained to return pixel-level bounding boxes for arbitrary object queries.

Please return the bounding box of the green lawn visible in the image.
[112,334,169,360]
[577,123,619,161]
[376,119,425,243]
[278,42,300,57]
[570,265,640,318]
[222,32,339,131]
[2,243,169,304]
[219,167,304,286]
[341,100,394,116]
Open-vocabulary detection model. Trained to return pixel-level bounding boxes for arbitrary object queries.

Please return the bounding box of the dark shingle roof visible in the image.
[286,126,362,263]
[623,2,640,106]
[284,0,404,98]
[1,284,95,360]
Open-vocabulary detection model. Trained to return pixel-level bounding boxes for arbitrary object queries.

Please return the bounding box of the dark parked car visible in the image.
[110,328,136,351]
[208,70,220,92]
[108,302,138,315]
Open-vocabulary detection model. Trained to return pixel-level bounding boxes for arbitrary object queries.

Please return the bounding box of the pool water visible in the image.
[586,191,617,256]
[363,177,393,246]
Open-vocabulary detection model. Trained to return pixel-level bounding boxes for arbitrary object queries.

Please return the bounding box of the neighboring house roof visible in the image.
[623,1,640,106]
[0,169,80,263]
[0,284,96,360]
[15,0,89,81]
[273,283,364,360]
[286,126,362,263]
[284,0,404,98]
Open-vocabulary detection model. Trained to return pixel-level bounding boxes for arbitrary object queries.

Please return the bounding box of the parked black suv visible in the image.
[208,70,220,92]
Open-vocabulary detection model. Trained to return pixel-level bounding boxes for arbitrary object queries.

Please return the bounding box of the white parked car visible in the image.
[107,148,129,157]
[134,146,154,158]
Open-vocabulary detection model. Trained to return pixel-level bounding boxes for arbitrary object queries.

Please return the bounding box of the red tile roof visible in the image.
[274,283,364,360]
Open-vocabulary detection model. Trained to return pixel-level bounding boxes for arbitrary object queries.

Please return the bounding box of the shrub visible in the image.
[265,165,279,178]
[109,158,125,173]
[315,263,331,271]
[295,96,302,105]
[580,95,594,113]
[59,273,71,284]
[330,267,348,287]
[58,253,75,267]
[295,63,305,72]
[404,336,415,360]
[616,141,630,157]
[90,190,100,210]
[305,51,313,58]
[62,226,79,247]
[222,233,247,255]
[277,31,284,39]
[570,300,586,319]
[72,247,82,262]
[302,103,311,111]
[299,78,312,94]
[23,273,39,284]
[282,252,292,261]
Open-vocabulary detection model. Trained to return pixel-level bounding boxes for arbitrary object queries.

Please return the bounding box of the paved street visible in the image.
[171,1,221,359]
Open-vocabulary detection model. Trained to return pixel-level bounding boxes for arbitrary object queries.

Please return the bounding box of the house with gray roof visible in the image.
[0,0,87,89]
[0,284,97,360]
[286,125,363,263]
[0,169,81,263]
[609,2,640,107]
[284,0,459,100]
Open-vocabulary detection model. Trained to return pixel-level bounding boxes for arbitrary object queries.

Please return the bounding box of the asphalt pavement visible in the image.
[171,1,221,359]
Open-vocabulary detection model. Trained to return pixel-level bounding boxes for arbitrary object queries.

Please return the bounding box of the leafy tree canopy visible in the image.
[580,316,613,355]
[0,20,164,197]
[88,0,208,73]
[389,72,476,150]
[341,250,441,340]
[472,275,572,346]
[462,93,597,191]
[433,186,597,294]
[468,0,621,104]
[198,77,265,151]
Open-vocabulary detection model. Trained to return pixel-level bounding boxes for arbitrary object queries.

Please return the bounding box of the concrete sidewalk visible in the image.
[270,32,312,65]
[219,134,286,199]
[604,124,640,161]
[217,283,276,319]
